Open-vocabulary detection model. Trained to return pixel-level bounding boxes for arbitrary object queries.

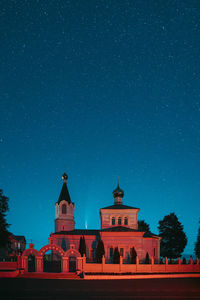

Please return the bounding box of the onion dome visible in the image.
[112,182,124,199]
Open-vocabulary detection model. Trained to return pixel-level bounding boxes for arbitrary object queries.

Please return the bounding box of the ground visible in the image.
[0,278,200,300]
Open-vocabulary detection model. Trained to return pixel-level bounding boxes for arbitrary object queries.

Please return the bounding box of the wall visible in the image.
[82,257,200,274]
[100,208,139,230]
[2,253,200,275]
[52,234,98,261]
[0,262,18,270]
[0,270,19,278]
[100,231,160,263]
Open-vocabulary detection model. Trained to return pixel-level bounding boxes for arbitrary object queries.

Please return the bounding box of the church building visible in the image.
[50,173,161,264]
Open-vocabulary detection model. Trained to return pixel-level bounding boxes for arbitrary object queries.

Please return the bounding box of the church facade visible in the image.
[50,173,161,264]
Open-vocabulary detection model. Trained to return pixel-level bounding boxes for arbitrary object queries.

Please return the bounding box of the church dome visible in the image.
[112,183,124,199]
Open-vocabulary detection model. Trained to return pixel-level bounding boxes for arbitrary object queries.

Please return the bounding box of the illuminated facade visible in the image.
[50,173,161,264]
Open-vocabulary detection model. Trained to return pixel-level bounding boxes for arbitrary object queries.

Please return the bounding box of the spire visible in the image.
[112,179,124,205]
[57,173,71,204]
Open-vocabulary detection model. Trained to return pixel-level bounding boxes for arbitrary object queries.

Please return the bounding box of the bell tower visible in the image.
[55,173,75,232]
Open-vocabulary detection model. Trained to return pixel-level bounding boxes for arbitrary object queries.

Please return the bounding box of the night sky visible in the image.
[1,1,200,254]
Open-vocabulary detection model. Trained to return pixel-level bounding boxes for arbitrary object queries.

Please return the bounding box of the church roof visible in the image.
[101,227,160,238]
[54,229,99,235]
[57,173,71,204]
[101,226,138,232]
[143,231,160,238]
[53,227,159,238]
[101,204,139,210]
[10,233,26,242]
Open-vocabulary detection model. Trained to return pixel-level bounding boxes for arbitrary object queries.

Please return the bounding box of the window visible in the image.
[118,217,122,225]
[124,217,128,225]
[112,217,115,225]
[62,204,67,214]
[154,248,156,256]
[120,248,124,257]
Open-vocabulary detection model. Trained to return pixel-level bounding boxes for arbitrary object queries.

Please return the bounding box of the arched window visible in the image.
[112,217,115,225]
[118,217,122,225]
[62,204,67,214]
[124,217,128,225]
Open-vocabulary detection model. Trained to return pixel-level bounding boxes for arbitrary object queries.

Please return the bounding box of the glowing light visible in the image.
[85,220,88,229]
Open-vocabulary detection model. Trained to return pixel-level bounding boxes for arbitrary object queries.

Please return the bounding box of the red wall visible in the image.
[0,262,18,270]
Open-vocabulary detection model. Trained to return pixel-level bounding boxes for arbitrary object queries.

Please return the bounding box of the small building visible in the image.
[50,173,160,264]
[0,233,26,260]
[9,234,26,256]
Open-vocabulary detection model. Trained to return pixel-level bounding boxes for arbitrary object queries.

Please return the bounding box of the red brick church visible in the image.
[50,173,160,264]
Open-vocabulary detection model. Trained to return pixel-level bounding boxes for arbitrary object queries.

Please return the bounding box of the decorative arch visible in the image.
[64,247,81,258]
[64,247,81,273]
[22,245,39,273]
[22,248,39,257]
[38,243,65,257]
[38,244,65,273]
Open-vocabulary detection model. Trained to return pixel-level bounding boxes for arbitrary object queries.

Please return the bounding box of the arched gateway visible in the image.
[22,242,82,273]
[39,244,64,273]
[65,245,82,272]
[21,243,39,273]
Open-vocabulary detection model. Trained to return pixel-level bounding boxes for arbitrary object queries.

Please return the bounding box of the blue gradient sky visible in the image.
[0,1,200,254]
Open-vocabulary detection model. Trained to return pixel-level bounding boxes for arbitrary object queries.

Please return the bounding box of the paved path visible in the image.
[0,278,200,299]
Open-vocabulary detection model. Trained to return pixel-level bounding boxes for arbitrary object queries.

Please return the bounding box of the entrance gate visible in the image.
[69,256,76,272]
[28,254,35,272]
[39,244,65,273]
[22,241,82,273]
[43,251,61,273]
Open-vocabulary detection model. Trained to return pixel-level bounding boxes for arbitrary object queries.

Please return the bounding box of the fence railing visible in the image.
[82,255,200,274]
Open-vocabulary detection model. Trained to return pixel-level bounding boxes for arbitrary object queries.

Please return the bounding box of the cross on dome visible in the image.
[62,173,68,182]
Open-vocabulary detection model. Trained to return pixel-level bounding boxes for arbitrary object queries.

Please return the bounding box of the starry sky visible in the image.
[0,0,200,254]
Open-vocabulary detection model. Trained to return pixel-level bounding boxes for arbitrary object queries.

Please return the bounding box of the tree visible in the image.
[145,252,150,264]
[158,213,187,259]
[113,247,120,264]
[82,236,86,256]
[78,236,86,257]
[78,236,83,255]
[182,257,186,264]
[0,190,10,248]
[96,239,105,263]
[130,247,137,264]
[138,220,150,232]
[194,221,200,258]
